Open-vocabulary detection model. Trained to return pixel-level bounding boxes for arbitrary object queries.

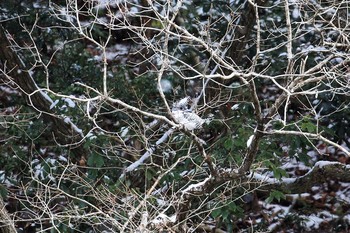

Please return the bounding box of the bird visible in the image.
[171,97,205,130]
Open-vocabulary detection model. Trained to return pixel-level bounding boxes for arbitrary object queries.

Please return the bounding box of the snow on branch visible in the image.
[120,128,175,178]
[181,175,212,195]
[253,161,350,193]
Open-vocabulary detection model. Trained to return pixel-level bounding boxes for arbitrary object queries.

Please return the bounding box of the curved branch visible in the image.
[253,161,350,193]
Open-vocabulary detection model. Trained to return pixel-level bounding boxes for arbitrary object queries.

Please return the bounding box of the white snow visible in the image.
[92,0,120,9]
[120,126,129,138]
[33,2,43,8]
[0,171,4,182]
[156,128,174,145]
[279,52,287,57]
[280,157,310,171]
[314,107,323,120]
[64,117,84,137]
[304,214,325,230]
[34,164,44,180]
[40,90,54,105]
[152,183,169,195]
[122,128,175,174]
[46,158,57,166]
[266,203,290,231]
[0,86,19,94]
[182,175,212,194]
[344,213,350,223]
[292,7,300,19]
[159,79,172,93]
[253,173,297,184]
[179,169,195,177]
[40,148,47,154]
[314,160,340,168]
[30,159,39,165]
[85,132,97,140]
[93,44,130,62]
[246,135,254,148]
[125,147,154,172]
[145,119,159,129]
[47,174,56,183]
[155,198,168,207]
[301,45,327,54]
[58,155,68,162]
[49,99,59,110]
[151,213,176,225]
[59,7,76,23]
[173,96,191,110]
[231,103,240,110]
[63,97,76,108]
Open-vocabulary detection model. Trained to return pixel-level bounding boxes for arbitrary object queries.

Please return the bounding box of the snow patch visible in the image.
[304,214,325,230]
[58,155,68,163]
[159,79,172,93]
[50,99,59,110]
[182,175,212,194]
[246,135,254,148]
[120,126,129,138]
[64,117,84,137]
[292,7,300,19]
[315,160,340,168]
[231,103,240,110]
[151,213,176,225]
[63,97,76,108]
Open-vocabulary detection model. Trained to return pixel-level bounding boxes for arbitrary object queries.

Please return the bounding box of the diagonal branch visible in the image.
[253,161,350,193]
[0,25,86,157]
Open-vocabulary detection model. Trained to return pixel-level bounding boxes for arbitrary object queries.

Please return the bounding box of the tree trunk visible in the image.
[0,25,87,160]
[228,0,267,67]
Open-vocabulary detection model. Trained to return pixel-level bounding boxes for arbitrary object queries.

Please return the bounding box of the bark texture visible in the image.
[0,25,86,158]
[228,0,268,67]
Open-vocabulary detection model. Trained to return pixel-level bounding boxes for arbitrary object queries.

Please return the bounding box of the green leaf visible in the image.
[228,202,244,218]
[301,119,317,133]
[297,153,311,165]
[263,161,288,180]
[232,153,243,164]
[266,189,286,203]
[221,209,229,220]
[272,167,288,180]
[263,160,274,168]
[224,138,233,150]
[145,169,156,181]
[211,208,221,218]
[87,169,98,180]
[83,139,92,149]
[0,185,8,198]
[87,153,104,168]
